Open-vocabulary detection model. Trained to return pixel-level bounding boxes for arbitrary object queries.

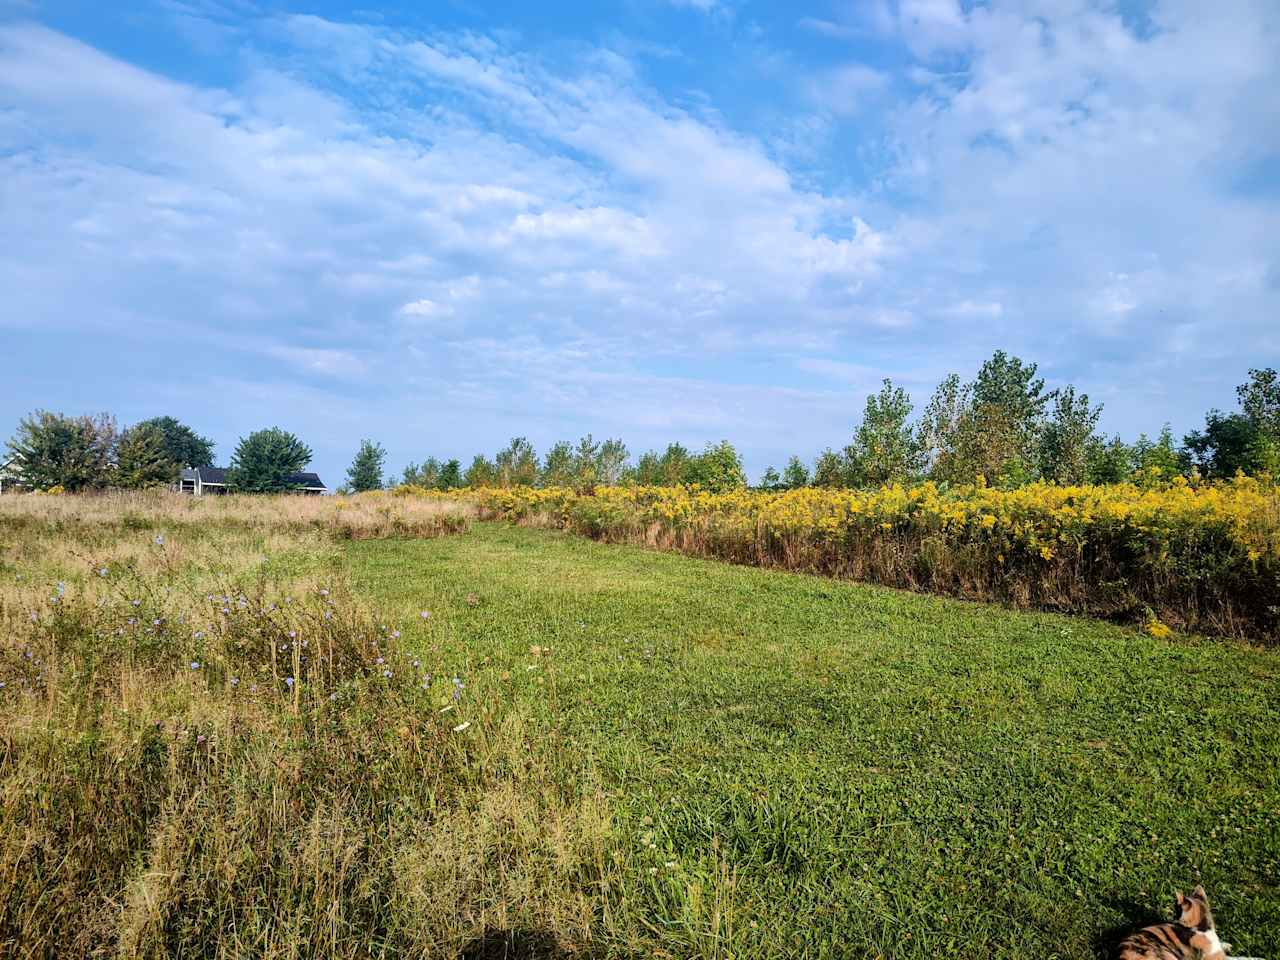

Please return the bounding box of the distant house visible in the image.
[177,466,326,496]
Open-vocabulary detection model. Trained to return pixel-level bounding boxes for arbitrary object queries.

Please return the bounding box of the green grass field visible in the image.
[349,522,1280,959]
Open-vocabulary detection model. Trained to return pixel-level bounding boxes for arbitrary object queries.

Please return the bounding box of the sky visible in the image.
[2,0,1278,486]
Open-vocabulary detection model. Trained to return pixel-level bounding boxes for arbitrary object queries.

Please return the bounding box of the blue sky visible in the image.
[2,0,1278,486]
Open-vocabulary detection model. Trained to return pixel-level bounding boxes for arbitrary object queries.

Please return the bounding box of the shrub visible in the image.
[416,477,1280,641]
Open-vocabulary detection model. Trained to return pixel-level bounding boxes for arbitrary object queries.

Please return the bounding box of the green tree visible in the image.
[811,449,848,488]
[632,450,662,486]
[1237,367,1280,473]
[968,351,1048,483]
[226,428,313,493]
[115,423,179,489]
[438,459,463,490]
[782,455,810,489]
[346,439,387,492]
[845,378,921,487]
[917,373,970,482]
[133,416,215,468]
[1184,413,1261,478]
[540,441,576,487]
[402,457,441,488]
[1086,435,1132,485]
[597,439,629,486]
[571,435,601,489]
[463,454,497,488]
[495,437,538,487]
[1130,426,1185,480]
[5,411,116,492]
[1038,386,1103,484]
[1238,367,1280,437]
[758,466,782,491]
[683,441,747,492]
[657,443,692,485]
[919,354,1048,485]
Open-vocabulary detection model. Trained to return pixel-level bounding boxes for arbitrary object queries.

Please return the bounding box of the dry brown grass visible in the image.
[0,492,620,959]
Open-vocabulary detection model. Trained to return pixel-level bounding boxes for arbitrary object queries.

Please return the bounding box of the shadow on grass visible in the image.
[460,927,578,960]
[1091,898,1166,959]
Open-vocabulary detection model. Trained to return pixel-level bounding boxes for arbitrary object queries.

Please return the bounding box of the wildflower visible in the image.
[153,618,162,626]
[376,657,385,665]
[383,669,393,678]
[452,721,471,732]
[154,535,164,546]
[329,692,337,701]
[55,581,65,596]
[285,677,295,688]
[193,631,204,639]
[190,661,200,670]
[132,599,141,607]
[319,588,329,597]
[288,630,297,639]
[391,629,401,639]
[324,610,333,620]
[420,610,431,619]
[29,611,38,622]
[230,677,240,687]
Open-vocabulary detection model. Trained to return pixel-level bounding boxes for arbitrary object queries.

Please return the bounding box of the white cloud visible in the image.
[805,64,889,117]
[1,1,1277,484]
[398,299,456,320]
[267,347,368,379]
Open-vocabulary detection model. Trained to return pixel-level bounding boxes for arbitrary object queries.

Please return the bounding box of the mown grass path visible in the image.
[349,523,1280,960]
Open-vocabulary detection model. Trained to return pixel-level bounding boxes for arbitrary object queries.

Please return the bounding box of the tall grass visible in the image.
[0,494,616,959]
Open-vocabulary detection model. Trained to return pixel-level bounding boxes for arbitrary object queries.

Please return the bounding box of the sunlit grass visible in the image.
[1,494,1277,959]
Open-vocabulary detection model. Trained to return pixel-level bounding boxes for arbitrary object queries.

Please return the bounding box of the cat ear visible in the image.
[1192,885,1206,900]
[1176,892,1187,908]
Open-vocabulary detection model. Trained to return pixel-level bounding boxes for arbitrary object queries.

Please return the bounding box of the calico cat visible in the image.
[1116,886,1252,960]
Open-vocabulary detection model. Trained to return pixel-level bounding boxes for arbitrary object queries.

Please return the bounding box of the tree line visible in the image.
[6,354,1277,495]
[376,357,1278,494]
[2,417,316,494]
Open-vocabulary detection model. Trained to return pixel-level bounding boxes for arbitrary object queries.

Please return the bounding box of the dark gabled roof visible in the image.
[191,466,324,489]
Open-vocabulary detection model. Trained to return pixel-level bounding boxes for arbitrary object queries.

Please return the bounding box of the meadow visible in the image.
[420,477,1280,642]
[1,492,1278,959]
